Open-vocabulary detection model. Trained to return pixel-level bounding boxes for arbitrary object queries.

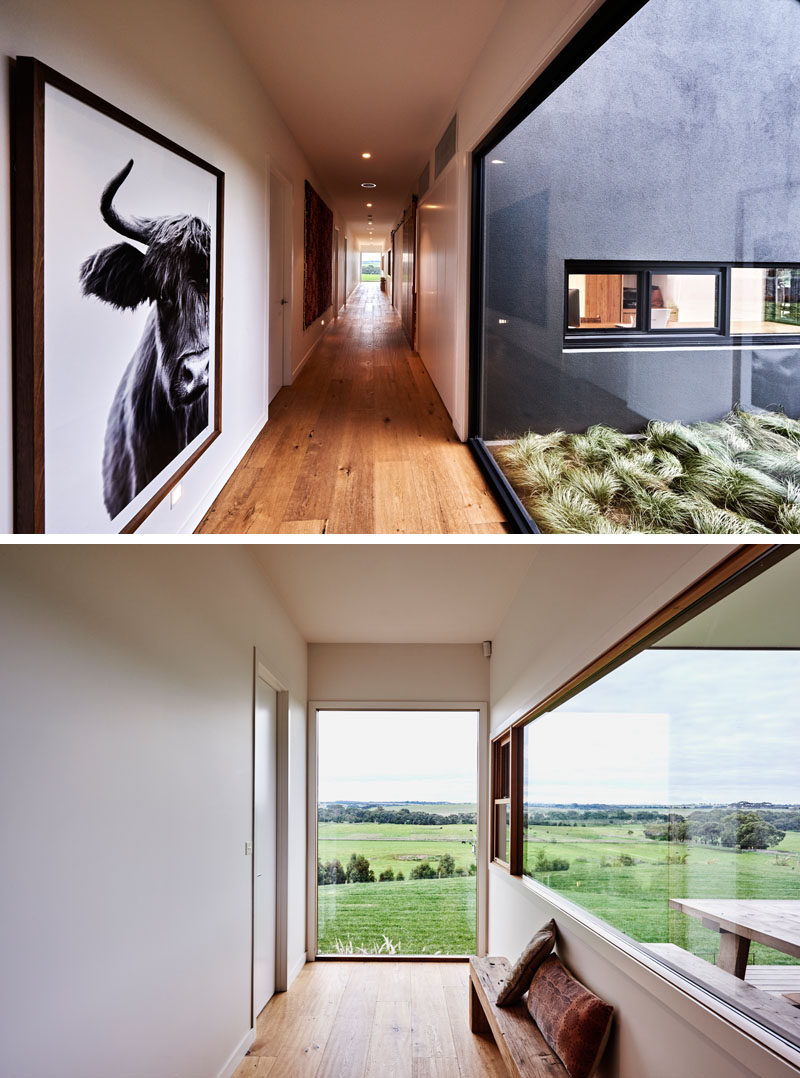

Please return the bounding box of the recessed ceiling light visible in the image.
[366,202,373,207]
[361,152,372,159]
[491,159,505,164]
[361,182,377,188]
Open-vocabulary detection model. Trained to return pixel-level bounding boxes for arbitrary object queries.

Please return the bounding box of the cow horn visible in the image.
[100,160,153,244]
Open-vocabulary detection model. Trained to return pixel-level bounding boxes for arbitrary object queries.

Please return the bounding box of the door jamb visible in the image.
[253,649,290,1026]
[268,168,293,386]
[306,700,489,960]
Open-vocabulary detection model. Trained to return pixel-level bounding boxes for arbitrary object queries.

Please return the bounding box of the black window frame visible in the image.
[467,0,653,533]
[564,261,800,349]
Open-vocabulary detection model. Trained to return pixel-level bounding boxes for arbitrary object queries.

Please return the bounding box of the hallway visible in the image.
[233,961,506,1078]
[197,286,506,534]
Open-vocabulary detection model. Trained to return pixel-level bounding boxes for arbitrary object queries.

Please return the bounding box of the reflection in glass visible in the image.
[521,553,800,1046]
[732,268,800,334]
[567,273,639,329]
[650,273,718,329]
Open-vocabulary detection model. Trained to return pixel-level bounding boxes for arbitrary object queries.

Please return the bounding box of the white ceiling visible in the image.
[211,0,506,247]
[250,544,537,643]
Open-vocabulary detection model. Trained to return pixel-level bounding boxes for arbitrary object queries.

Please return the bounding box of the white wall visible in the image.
[0,0,342,534]
[487,542,800,1078]
[412,0,606,438]
[417,160,459,424]
[308,642,488,703]
[0,546,308,1078]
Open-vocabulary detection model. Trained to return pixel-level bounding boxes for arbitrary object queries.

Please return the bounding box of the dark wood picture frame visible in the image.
[11,56,224,533]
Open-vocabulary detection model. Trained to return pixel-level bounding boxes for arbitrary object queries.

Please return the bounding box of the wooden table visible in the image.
[668,899,800,979]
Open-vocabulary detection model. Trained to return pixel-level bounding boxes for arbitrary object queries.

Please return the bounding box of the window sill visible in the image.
[489,864,800,1074]
[563,333,800,351]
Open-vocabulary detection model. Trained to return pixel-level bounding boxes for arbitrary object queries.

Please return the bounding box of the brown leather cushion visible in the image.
[495,919,556,1005]
[526,955,614,1078]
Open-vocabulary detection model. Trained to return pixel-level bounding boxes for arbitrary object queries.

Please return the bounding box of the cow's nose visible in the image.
[179,350,209,401]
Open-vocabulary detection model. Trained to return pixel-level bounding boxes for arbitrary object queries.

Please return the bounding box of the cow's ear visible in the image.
[79,242,151,310]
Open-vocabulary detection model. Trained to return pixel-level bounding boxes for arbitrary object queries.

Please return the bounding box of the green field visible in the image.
[318,820,476,879]
[361,272,380,282]
[318,817,476,954]
[317,807,800,961]
[318,875,475,954]
[523,827,800,966]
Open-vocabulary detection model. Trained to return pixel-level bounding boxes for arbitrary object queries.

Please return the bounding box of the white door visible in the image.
[253,677,277,1017]
[268,173,286,404]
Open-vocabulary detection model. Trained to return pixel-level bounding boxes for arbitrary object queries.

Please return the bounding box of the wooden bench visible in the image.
[646,943,800,1039]
[469,956,568,1077]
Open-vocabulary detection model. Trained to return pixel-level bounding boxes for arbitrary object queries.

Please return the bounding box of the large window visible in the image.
[316,709,479,956]
[470,0,800,524]
[491,546,800,1051]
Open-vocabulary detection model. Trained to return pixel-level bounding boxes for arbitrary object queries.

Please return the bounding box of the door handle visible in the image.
[280,298,288,305]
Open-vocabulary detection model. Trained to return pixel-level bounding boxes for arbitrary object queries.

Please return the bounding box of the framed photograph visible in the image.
[12,57,224,533]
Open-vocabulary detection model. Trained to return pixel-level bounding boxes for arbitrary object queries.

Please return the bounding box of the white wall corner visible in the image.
[216,1027,256,1078]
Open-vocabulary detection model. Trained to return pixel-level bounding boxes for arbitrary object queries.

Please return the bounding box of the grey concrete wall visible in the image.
[482,0,800,437]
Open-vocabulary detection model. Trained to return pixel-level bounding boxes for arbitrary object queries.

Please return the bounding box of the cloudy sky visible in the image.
[318,709,478,803]
[526,650,800,805]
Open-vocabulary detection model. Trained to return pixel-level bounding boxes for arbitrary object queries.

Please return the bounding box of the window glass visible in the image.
[649,273,718,329]
[316,709,478,956]
[732,268,800,334]
[522,553,800,1046]
[477,0,800,439]
[495,801,510,864]
[567,273,638,329]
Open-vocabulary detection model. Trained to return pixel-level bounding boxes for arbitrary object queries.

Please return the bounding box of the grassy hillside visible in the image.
[318,875,476,955]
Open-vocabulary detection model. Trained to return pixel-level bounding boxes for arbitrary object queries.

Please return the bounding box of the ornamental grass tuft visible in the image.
[492,409,800,534]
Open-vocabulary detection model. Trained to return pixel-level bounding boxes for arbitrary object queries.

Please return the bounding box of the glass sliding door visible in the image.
[316,709,479,955]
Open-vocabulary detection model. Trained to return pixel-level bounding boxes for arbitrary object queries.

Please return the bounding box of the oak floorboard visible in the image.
[443,985,509,1078]
[365,1000,413,1078]
[410,962,457,1061]
[232,1056,277,1077]
[241,963,506,1078]
[196,285,506,534]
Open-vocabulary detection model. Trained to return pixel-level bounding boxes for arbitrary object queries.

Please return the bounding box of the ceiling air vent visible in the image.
[417,162,430,197]
[435,115,457,178]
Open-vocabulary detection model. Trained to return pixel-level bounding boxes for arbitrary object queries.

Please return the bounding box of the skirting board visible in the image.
[216,1026,256,1078]
[288,951,307,988]
[179,410,267,533]
[291,315,334,383]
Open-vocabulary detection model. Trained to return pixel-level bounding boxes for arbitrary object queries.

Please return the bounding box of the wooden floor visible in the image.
[232,961,508,1078]
[197,285,507,534]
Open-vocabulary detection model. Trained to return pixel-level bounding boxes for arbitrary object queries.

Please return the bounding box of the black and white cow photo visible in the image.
[80,159,211,520]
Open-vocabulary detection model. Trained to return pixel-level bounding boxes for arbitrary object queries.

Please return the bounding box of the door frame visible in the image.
[306,700,489,961]
[333,227,340,319]
[252,649,290,1025]
[268,167,294,388]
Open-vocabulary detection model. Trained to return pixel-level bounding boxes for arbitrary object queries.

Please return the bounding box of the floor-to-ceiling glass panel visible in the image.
[316,709,478,955]
[521,551,800,1046]
[476,0,800,442]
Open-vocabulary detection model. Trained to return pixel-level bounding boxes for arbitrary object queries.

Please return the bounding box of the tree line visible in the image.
[643,809,786,849]
[318,804,476,826]
[318,852,476,885]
